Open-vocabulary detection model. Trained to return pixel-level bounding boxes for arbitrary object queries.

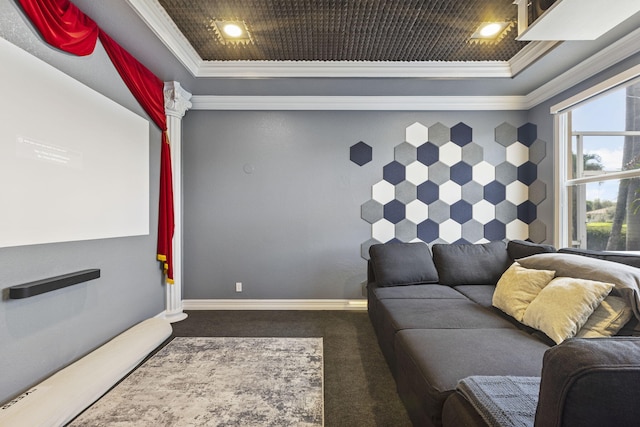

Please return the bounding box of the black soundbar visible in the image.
[8,269,101,299]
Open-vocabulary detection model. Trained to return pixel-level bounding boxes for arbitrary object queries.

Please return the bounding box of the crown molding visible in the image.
[524,26,640,109]
[126,0,202,74]
[508,40,559,76]
[195,60,513,78]
[190,95,528,111]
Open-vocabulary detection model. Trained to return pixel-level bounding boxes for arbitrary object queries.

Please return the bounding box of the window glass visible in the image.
[560,78,640,251]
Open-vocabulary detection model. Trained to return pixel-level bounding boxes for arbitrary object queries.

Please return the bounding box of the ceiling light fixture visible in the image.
[212,20,253,45]
[469,21,515,44]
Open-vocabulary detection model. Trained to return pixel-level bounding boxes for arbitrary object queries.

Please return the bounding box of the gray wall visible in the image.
[183,110,532,300]
[0,1,164,403]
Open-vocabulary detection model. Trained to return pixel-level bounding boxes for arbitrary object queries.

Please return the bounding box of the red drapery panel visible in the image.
[98,31,175,283]
[17,0,175,283]
[16,0,98,56]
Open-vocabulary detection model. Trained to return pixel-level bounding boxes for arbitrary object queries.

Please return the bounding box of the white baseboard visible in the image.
[182,299,368,311]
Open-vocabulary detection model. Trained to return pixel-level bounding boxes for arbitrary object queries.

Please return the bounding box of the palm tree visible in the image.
[607,83,640,250]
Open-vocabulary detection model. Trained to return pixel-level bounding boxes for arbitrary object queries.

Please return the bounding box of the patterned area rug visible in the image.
[70,337,324,426]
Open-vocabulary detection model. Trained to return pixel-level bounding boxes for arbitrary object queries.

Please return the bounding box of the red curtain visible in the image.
[17,0,175,283]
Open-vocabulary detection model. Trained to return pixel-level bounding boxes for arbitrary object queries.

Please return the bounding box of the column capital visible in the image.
[164,81,192,118]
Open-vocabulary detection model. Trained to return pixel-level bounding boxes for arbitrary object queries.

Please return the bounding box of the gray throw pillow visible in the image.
[369,242,439,287]
[432,241,511,286]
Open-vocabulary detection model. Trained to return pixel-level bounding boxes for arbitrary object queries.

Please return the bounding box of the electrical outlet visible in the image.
[235,282,242,292]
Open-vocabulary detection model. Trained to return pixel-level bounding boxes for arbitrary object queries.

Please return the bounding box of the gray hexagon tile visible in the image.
[428,123,451,146]
[427,199,450,223]
[396,219,418,242]
[395,180,417,204]
[461,143,483,166]
[529,219,547,243]
[529,139,546,165]
[495,122,517,147]
[427,161,450,185]
[361,199,383,224]
[495,161,518,185]
[529,180,547,205]
[361,238,382,259]
[461,181,484,205]
[495,200,518,224]
[462,219,485,243]
[395,142,418,166]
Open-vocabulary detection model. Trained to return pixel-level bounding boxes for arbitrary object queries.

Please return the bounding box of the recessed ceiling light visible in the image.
[212,20,253,45]
[222,23,243,38]
[470,21,515,44]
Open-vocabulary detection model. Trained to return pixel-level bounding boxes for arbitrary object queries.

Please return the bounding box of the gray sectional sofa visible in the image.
[367,240,640,427]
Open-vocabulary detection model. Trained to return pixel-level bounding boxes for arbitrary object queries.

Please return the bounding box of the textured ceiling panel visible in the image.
[158,0,528,61]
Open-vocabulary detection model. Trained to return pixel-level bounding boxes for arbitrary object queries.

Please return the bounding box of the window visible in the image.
[553,66,640,251]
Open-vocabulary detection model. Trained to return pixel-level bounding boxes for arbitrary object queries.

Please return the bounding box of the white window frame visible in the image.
[551,64,640,248]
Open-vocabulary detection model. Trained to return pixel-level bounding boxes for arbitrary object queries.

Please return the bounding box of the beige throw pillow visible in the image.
[577,295,633,338]
[523,277,614,344]
[492,262,556,322]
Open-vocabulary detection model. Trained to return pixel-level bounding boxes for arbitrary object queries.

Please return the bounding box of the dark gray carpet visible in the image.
[169,310,412,427]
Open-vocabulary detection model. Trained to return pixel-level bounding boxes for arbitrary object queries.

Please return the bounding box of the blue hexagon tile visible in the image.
[360,121,548,259]
[350,141,372,166]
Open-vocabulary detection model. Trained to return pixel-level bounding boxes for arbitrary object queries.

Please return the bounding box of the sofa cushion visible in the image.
[492,262,556,322]
[369,242,439,287]
[377,298,516,373]
[395,328,550,427]
[522,277,613,344]
[508,239,556,261]
[432,242,511,286]
[453,285,496,308]
[577,295,633,338]
[518,253,640,321]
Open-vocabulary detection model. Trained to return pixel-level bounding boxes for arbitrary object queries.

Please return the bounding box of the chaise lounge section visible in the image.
[367,240,640,426]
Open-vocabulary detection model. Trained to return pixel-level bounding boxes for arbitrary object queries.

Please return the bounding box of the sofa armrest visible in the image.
[535,337,640,427]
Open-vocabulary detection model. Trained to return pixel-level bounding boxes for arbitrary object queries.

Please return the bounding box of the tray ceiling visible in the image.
[156,0,528,62]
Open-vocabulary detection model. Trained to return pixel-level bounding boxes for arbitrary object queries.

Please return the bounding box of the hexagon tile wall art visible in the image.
[360,121,547,259]
[350,141,373,166]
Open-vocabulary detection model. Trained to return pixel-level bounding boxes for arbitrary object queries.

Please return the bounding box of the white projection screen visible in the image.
[0,37,149,248]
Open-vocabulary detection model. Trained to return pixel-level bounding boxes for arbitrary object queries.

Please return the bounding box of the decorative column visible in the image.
[162,81,192,323]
